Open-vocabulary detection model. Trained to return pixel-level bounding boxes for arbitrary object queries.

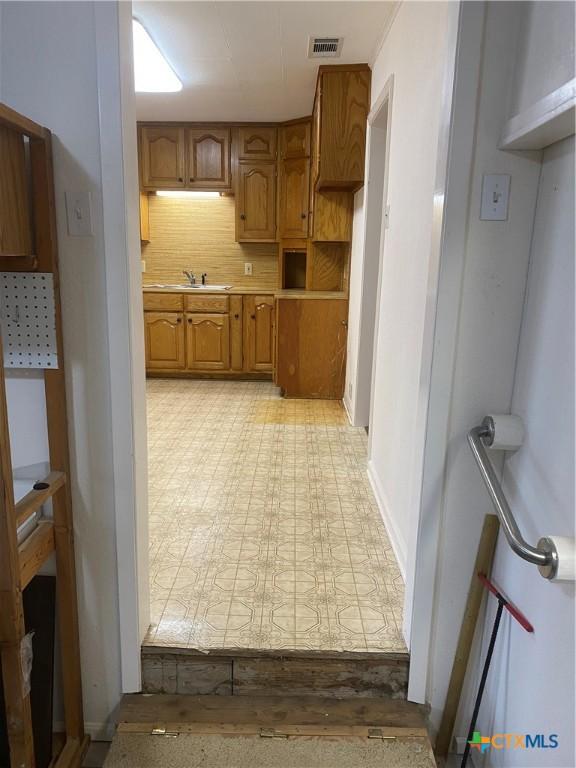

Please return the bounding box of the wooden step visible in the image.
[109,694,434,768]
[119,693,427,732]
[141,646,410,699]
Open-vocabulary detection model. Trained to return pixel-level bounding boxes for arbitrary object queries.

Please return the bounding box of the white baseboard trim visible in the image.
[54,720,115,742]
[367,460,407,580]
[342,394,354,426]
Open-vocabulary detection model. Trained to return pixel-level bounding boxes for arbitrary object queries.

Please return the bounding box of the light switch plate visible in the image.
[65,190,93,236]
[480,174,511,220]
[244,262,253,276]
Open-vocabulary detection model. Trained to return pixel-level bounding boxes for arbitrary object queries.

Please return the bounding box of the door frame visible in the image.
[405,1,486,702]
[96,1,150,693]
[348,76,394,430]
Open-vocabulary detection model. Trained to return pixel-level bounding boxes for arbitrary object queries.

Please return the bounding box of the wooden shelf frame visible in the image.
[0,102,88,768]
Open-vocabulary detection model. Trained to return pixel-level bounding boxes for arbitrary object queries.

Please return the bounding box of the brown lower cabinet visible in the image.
[275,298,348,399]
[186,313,230,370]
[244,295,275,372]
[143,292,275,376]
[144,311,186,369]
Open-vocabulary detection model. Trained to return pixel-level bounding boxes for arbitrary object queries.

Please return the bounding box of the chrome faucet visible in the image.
[201,273,207,286]
[183,270,196,285]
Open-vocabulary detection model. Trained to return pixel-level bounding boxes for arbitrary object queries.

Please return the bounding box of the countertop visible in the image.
[142,285,347,300]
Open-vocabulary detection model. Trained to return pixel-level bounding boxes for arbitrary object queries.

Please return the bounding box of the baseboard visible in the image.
[367,460,407,580]
[342,394,354,426]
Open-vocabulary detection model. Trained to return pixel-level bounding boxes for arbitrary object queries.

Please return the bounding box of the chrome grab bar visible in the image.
[468,420,556,576]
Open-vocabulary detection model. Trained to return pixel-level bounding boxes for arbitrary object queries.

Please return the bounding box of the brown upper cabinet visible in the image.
[280,120,311,160]
[279,158,310,240]
[236,162,277,242]
[140,126,186,189]
[278,120,311,240]
[237,126,277,161]
[187,128,231,189]
[312,66,371,192]
[139,125,231,191]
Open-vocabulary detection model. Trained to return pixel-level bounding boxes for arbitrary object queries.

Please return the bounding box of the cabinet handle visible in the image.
[240,214,246,220]
[301,212,307,219]
[234,313,240,319]
[188,318,192,324]
[178,177,183,182]
[176,317,182,323]
[189,177,194,182]
[251,314,255,320]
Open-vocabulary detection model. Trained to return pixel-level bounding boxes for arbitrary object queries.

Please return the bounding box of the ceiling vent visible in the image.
[308,36,343,58]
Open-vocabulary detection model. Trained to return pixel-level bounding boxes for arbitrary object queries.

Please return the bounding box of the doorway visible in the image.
[345,77,393,432]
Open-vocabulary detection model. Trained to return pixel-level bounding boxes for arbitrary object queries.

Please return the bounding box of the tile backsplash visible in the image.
[141,195,278,289]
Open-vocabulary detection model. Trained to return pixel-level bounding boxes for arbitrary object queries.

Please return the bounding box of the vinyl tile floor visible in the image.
[144,380,406,654]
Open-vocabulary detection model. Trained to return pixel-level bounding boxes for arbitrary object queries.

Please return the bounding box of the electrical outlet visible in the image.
[141,260,146,273]
[244,262,253,276]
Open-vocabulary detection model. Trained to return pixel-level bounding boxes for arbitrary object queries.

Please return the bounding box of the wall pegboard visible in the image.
[0,272,59,369]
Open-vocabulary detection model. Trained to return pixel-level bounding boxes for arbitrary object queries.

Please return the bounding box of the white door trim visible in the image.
[94,1,150,693]
[406,0,486,703]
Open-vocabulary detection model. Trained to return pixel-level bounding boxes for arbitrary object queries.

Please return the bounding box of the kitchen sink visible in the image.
[147,283,233,290]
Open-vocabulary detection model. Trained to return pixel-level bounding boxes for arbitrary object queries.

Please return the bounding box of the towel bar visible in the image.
[468,417,561,580]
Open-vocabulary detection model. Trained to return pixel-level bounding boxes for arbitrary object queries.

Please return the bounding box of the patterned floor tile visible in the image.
[144,380,406,653]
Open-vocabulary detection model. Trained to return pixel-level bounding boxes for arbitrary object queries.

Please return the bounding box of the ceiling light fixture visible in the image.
[133,18,182,93]
[156,191,222,199]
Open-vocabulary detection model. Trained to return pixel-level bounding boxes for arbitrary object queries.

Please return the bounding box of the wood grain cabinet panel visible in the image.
[276,298,348,398]
[237,127,277,161]
[313,67,370,192]
[236,163,277,242]
[0,126,33,257]
[312,190,353,242]
[140,126,185,189]
[229,295,243,371]
[144,312,185,369]
[279,157,310,240]
[280,121,311,159]
[186,313,230,370]
[187,128,230,189]
[244,295,275,372]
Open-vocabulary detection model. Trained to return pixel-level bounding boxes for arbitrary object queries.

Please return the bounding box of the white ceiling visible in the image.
[133,1,395,122]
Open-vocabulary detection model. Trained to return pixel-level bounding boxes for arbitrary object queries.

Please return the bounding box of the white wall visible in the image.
[0,0,145,739]
[344,188,366,422]
[345,1,453,577]
[467,134,574,768]
[420,1,575,760]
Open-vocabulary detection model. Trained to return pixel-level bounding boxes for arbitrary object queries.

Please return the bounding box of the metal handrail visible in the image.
[467,424,554,570]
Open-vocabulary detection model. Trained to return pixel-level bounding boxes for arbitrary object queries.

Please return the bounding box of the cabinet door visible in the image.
[144,312,185,369]
[276,299,348,398]
[280,121,311,159]
[279,157,310,239]
[187,128,230,189]
[237,127,277,161]
[244,296,275,372]
[140,126,185,189]
[237,163,277,241]
[186,313,230,370]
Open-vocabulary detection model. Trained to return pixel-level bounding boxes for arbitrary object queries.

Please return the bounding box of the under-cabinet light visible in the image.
[133,19,182,93]
[156,191,222,199]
